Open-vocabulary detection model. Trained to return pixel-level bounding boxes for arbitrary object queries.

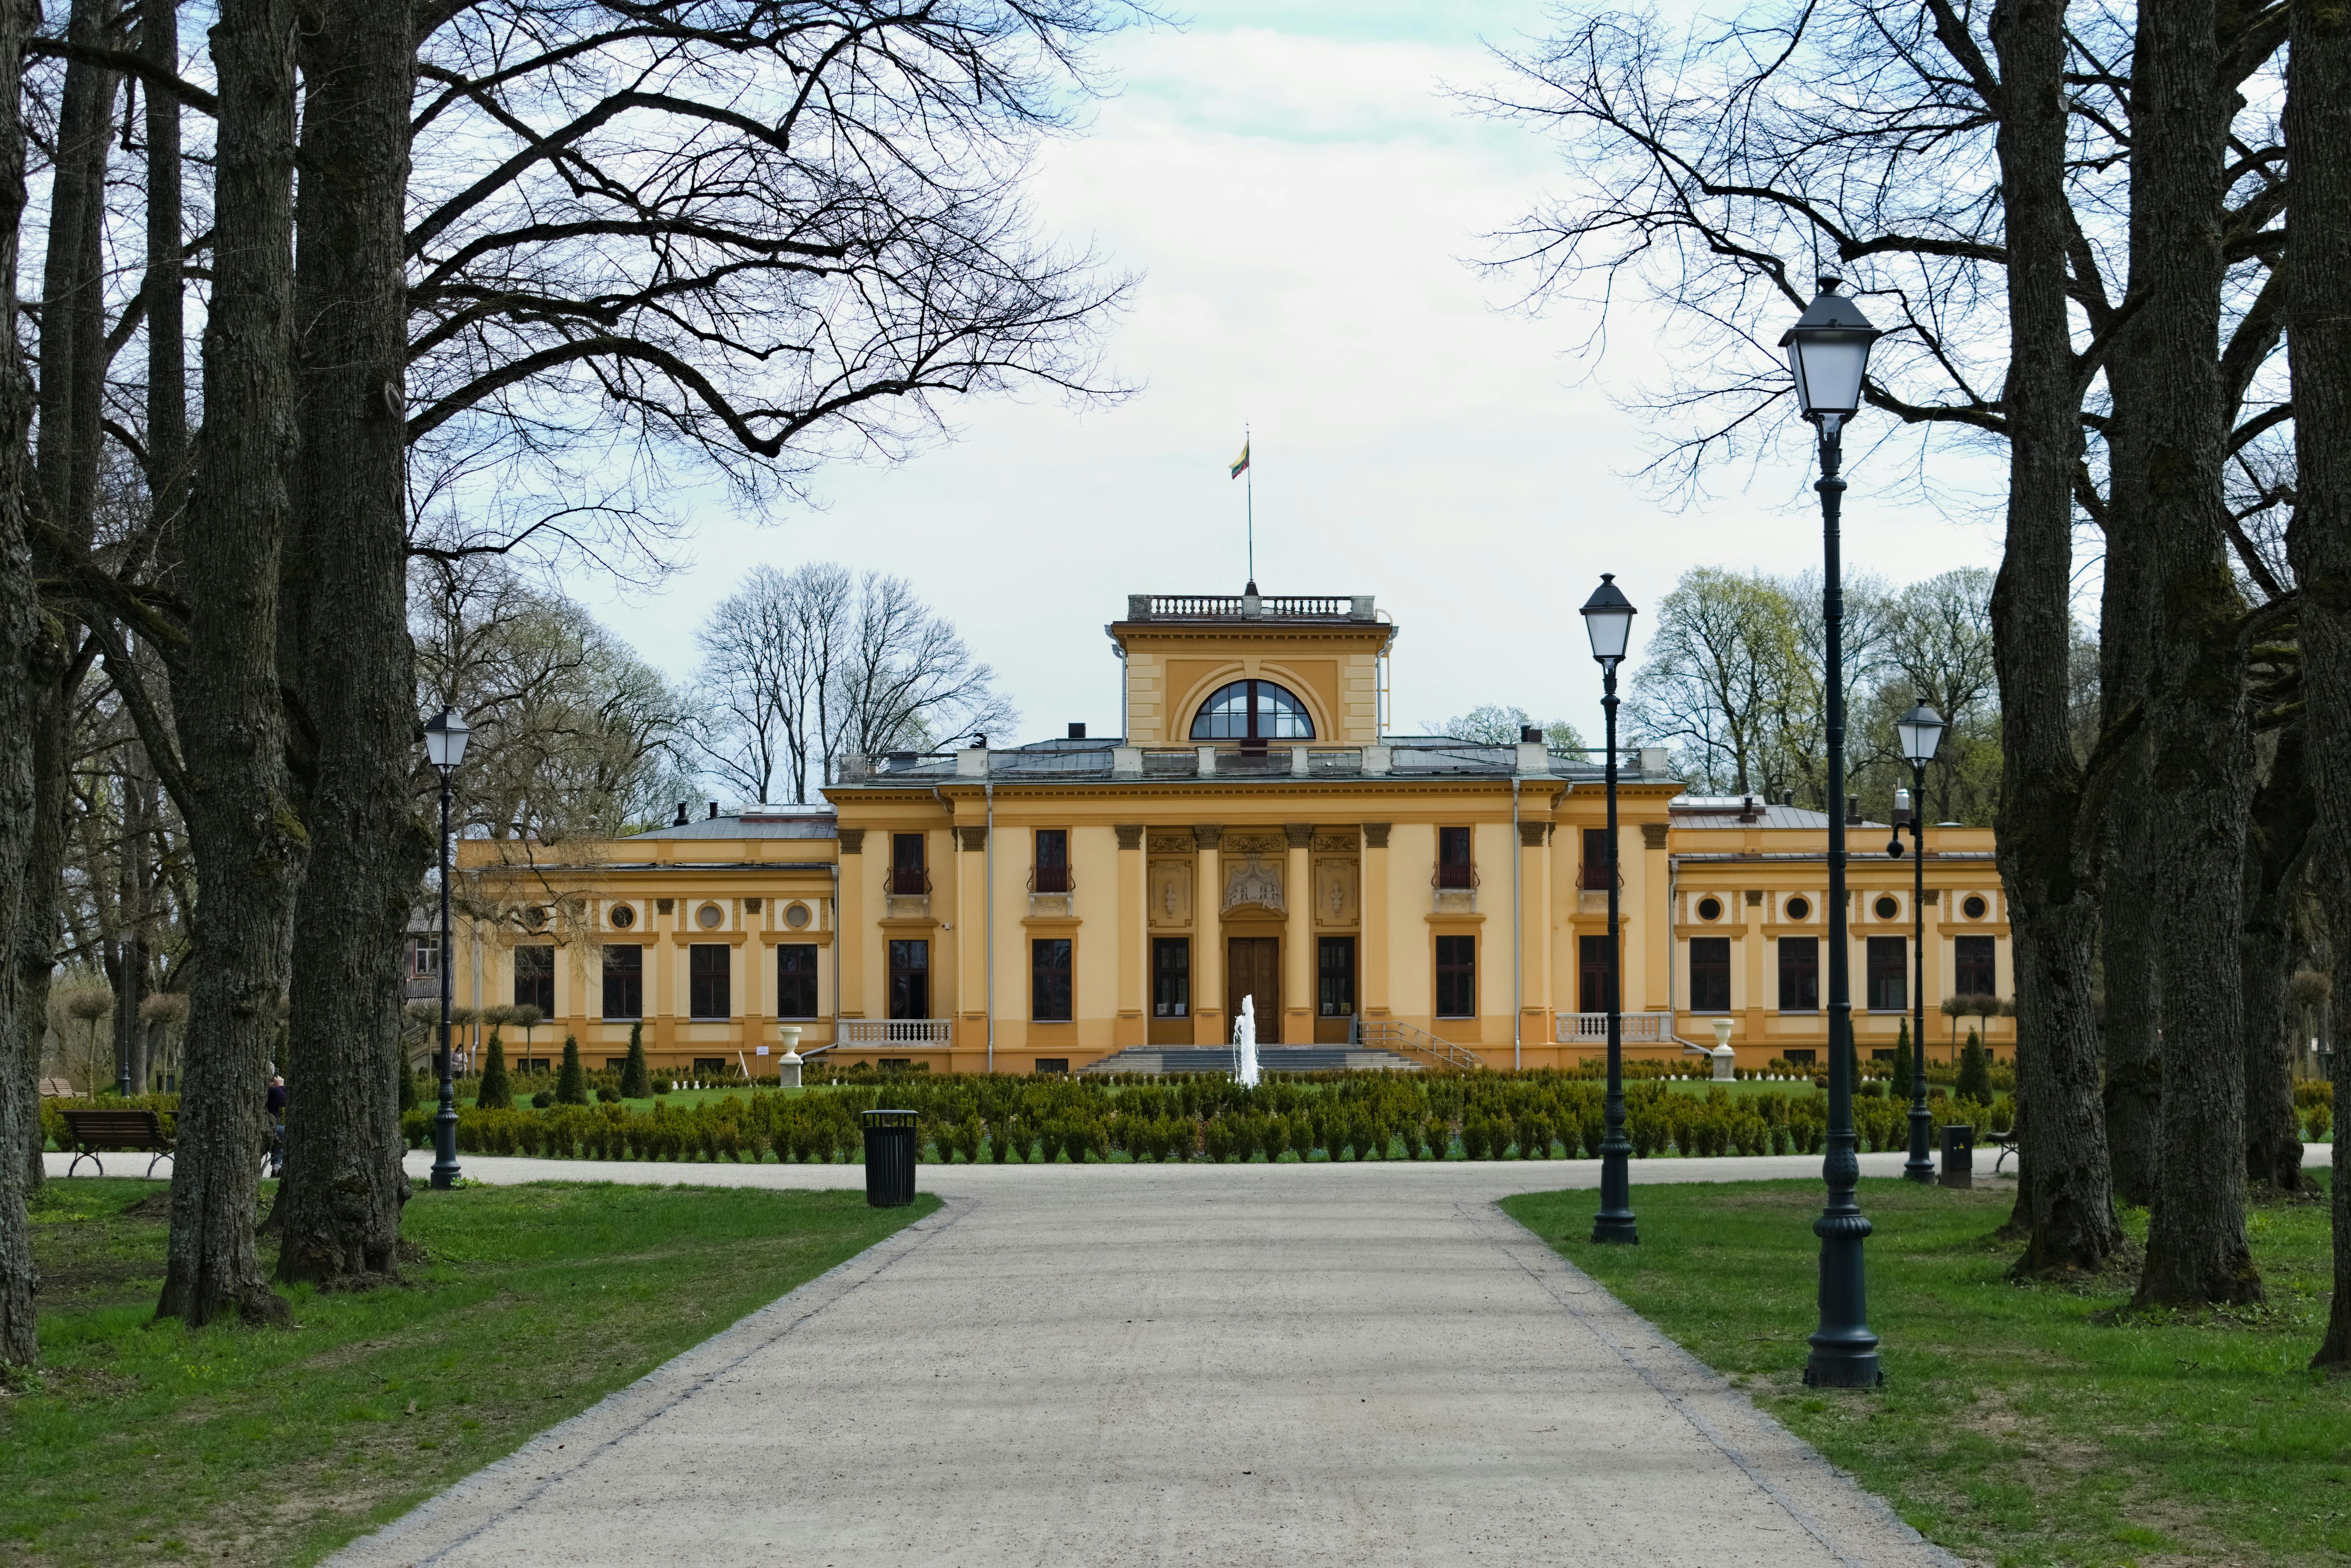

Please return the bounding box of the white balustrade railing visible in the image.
[1555,1012,1676,1045]
[839,1018,953,1045]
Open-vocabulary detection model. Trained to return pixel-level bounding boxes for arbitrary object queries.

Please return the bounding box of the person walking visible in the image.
[265,1074,288,1178]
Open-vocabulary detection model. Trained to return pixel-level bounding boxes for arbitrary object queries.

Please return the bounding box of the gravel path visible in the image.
[319,1151,1976,1567]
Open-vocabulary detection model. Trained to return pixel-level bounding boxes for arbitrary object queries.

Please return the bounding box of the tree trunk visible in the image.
[2126,0,2260,1311]
[155,0,303,1329]
[0,0,50,1368]
[2240,715,2311,1192]
[1988,0,2125,1280]
[2286,0,2351,1368]
[145,0,188,522]
[275,0,425,1286]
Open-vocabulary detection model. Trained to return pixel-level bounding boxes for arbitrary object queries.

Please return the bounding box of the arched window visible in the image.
[1190,679,1315,741]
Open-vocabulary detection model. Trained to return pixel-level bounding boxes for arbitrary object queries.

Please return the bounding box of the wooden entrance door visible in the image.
[1226,937,1281,1044]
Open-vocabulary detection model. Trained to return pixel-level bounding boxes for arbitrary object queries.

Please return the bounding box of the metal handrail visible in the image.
[1354,1017,1483,1072]
[1027,865,1075,894]
[1432,863,1481,890]
[885,867,932,897]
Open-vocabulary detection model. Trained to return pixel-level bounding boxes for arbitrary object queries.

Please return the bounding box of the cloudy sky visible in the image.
[570,0,2007,753]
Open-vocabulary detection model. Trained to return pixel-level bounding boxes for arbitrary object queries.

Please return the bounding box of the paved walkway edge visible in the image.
[1463,1200,1963,1568]
[327,1196,977,1568]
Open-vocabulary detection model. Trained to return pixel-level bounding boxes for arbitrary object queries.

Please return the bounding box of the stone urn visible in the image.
[1709,1016,1736,1081]
[777,1025,803,1088]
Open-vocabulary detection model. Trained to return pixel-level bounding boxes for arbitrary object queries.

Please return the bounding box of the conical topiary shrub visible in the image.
[1892,1016,1914,1100]
[620,1020,651,1099]
[1957,1027,1993,1105]
[557,1034,589,1104]
[477,1031,513,1110]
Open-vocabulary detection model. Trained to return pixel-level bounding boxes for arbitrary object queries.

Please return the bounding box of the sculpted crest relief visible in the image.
[1222,852,1285,914]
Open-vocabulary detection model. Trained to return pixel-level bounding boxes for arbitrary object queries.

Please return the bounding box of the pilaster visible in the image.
[1284,823,1315,1043]
[1194,824,1223,1043]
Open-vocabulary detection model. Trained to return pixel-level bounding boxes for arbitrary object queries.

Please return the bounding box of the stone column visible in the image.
[1115,825,1145,1047]
[1519,819,1551,1050]
[956,825,988,1054]
[1361,823,1391,1018]
[1194,824,1222,1045]
[1284,824,1315,1045]
[837,830,866,1018]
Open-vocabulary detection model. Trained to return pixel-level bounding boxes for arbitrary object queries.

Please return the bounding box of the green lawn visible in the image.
[4,1177,934,1568]
[1501,1177,2347,1568]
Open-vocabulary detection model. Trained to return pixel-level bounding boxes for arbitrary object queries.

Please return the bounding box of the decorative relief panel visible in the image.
[1220,833,1285,857]
[1148,859,1194,927]
[1313,858,1359,927]
[1311,829,1358,853]
[1222,852,1286,915]
[1148,833,1194,856]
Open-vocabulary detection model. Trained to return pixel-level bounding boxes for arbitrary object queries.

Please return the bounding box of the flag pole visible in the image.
[1245,424,1255,587]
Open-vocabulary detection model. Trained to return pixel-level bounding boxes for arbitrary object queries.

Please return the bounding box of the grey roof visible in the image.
[832,737,1680,788]
[627,811,838,841]
[1671,795,1891,831]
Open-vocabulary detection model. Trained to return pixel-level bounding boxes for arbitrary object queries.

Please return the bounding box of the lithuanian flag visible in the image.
[1229,439,1250,478]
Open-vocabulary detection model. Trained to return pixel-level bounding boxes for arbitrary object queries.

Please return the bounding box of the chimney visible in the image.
[1845,795,1861,824]
[673,801,689,827]
[707,800,719,820]
[970,733,987,750]
[1520,725,1543,743]
[1068,722,1087,740]
[1738,795,1758,823]
[1782,790,1795,807]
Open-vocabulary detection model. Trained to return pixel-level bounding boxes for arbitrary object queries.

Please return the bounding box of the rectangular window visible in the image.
[516,1057,550,1075]
[1031,938,1073,1021]
[1954,934,1996,996]
[1318,936,1356,1017]
[408,935,440,979]
[1435,934,1477,1018]
[1689,936,1732,1012]
[1034,1058,1069,1075]
[693,1057,727,1077]
[1778,937,1819,1012]
[1783,1047,1817,1066]
[689,944,730,1019]
[1436,825,1475,888]
[1578,934,1615,1013]
[890,833,928,895]
[602,944,643,1020]
[1152,937,1190,1017]
[888,939,930,1020]
[1033,829,1071,894]
[513,945,554,1015]
[1867,935,1907,1012]
[604,1057,629,1072]
[1580,827,1616,890]
[776,943,819,1018]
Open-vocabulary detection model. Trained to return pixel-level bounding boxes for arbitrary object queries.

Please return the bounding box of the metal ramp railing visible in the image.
[1352,1017,1484,1073]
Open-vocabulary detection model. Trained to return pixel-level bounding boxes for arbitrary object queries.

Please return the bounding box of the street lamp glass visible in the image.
[1895,701,1945,767]
[424,707,471,770]
[1778,278,1883,420]
[1580,573,1637,664]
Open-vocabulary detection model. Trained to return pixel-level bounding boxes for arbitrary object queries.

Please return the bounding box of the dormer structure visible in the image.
[1111,590,1393,746]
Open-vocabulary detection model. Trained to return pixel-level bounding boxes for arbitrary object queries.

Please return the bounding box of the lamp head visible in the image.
[1778,277,1883,425]
[1579,572,1637,665]
[1894,699,1946,767]
[424,706,471,771]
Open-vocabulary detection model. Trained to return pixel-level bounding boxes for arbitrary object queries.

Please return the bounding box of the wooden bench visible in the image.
[1987,1127,2019,1174]
[60,1108,175,1178]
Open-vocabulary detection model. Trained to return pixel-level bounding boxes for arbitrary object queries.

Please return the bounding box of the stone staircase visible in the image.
[1078,1045,1420,1076]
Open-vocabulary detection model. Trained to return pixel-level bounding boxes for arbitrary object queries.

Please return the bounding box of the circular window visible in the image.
[608,903,636,930]
[1696,895,1723,922]
[1874,895,1899,920]
[1189,678,1314,741]
[1785,896,1811,922]
[696,902,724,929]
[522,905,547,930]
[784,902,811,930]
[1963,894,1988,920]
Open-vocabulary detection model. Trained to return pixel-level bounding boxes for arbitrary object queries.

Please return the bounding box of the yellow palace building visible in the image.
[448,590,2014,1077]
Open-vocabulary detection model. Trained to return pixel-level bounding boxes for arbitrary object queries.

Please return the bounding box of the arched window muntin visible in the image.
[1190,678,1315,741]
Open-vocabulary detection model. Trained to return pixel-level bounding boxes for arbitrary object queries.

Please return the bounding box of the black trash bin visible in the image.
[863,1109,919,1207]
[1939,1123,1975,1190]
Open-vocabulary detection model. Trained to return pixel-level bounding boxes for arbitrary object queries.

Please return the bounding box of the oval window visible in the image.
[608,903,636,930]
[1696,895,1723,922]
[1189,678,1314,741]
[784,902,812,930]
[696,902,724,929]
[1874,895,1899,920]
[1963,894,1988,919]
[1785,896,1811,922]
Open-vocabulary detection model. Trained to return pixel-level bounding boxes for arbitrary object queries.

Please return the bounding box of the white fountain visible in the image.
[1233,995,1262,1088]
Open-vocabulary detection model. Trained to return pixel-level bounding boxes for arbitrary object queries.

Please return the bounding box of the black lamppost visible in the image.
[424,706,471,1190]
[1581,573,1638,1245]
[1780,277,1884,1387]
[1887,700,1945,1184]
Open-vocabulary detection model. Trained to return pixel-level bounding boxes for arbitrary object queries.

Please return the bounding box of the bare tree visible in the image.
[832,572,1014,771]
